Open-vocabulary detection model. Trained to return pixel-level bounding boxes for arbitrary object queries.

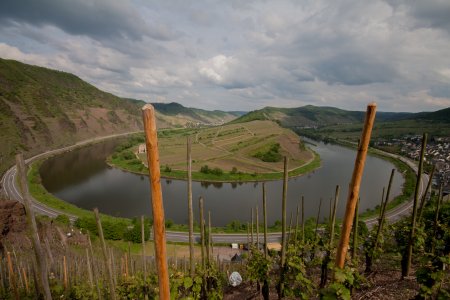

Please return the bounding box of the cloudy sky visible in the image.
[1,0,449,112]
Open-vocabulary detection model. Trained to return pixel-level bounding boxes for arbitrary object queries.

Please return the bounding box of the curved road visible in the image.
[1,134,427,243]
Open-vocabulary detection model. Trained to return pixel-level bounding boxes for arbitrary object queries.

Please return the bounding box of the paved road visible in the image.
[1,135,427,243]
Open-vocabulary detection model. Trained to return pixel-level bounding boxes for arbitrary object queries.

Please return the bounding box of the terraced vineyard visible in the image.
[140,120,315,176]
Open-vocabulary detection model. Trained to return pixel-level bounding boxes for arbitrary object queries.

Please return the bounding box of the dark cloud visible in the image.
[0,0,179,41]
[387,0,450,33]
[313,53,398,85]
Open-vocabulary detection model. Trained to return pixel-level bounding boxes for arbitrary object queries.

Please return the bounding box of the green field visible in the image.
[109,120,320,181]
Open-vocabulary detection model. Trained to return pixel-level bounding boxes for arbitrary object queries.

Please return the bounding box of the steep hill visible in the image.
[0,59,239,175]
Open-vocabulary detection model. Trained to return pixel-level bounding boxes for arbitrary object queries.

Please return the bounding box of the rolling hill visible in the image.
[230,105,420,127]
[0,58,240,175]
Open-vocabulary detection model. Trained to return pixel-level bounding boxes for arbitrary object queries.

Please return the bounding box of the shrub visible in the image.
[55,214,70,226]
[200,165,210,174]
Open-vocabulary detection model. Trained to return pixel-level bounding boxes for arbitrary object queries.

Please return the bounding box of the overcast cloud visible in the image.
[0,0,449,112]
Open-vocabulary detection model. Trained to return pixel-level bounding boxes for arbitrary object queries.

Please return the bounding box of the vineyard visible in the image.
[1,104,449,299]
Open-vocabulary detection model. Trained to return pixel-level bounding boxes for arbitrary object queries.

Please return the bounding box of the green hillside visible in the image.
[0,59,240,176]
[231,105,417,126]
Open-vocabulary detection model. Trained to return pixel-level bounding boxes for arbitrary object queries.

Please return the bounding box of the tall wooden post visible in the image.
[352,198,359,262]
[301,196,305,245]
[373,169,395,251]
[208,211,212,265]
[263,183,268,258]
[279,156,288,298]
[141,216,147,282]
[142,104,170,299]
[417,165,435,223]
[251,208,254,246]
[336,103,376,269]
[199,197,206,268]
[187,136,195,276]
[94,208,116,300]
[256,206,260,247]
[15,154,52,300]
[329,185,340,248]
[405,133,427,277]
[7,252,19,300]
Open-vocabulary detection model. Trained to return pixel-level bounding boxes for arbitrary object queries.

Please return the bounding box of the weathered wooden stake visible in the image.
[352,198,359,262]
[88,234,102,300]
[431,184,443,254]
[208,211,213,264]
[417,165,435,223]
[141,215,147,282]
[335,103,376,269]
[187,136,195,276]
[302,196,305,245]
[288,211,293,244]
[142,104,170,299]
[405,133,427,277]
[256,206,260,247]
[63,255,68,290]
[378,187,385,221]
[94,208,116,300]
[329,185,340,248]
[199,197,206,268]
[22,267,29,294]
[15,154,52,300]
[7,252,19,300]
[279,156,288,298]
[294,202,299,246]
[263,183,268,258]
[251,208,254,246]
[314,198,323,243]
[85,248,94,289]
[373,169,395,252]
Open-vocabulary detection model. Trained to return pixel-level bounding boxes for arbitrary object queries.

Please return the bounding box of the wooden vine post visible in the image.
[94,208,116,300]
[335,103,376,269]
[187,136,195,276]
[15,154,52,300]
[262,183,268,258]
[405,133,427,277]
[329,185,340,248]
[142,104,170,299]
[279,156,288,298]
[199,197,206,268]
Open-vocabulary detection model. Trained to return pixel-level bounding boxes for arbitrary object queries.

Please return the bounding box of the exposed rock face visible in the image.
[0,199,27,251]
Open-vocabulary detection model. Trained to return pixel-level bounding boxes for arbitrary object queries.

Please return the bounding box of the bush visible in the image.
[200,165,210,174]
[124,217,151,243]
[55,214,70,226]
[253,143,282,162]
[164,165,172,172]
[121,150,135,160]
[230,167,238,174]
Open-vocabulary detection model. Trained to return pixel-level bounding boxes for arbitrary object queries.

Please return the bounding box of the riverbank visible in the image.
[6,133,419,238]
[305,137,417,221]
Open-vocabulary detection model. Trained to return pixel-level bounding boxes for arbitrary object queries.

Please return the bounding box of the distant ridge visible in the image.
[230,105,448,127]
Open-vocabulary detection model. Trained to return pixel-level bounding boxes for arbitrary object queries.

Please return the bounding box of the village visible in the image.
[375,135,450,196]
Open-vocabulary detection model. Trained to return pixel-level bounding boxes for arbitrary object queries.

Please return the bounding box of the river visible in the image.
[40,138,403,226]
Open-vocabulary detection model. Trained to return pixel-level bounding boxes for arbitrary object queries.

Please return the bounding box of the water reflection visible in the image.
[40,138,404,226]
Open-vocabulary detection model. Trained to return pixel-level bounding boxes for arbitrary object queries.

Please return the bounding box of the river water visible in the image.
[40,138,403,226]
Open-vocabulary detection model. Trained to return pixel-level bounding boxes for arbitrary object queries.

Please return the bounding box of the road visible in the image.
[1,135,427,243]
